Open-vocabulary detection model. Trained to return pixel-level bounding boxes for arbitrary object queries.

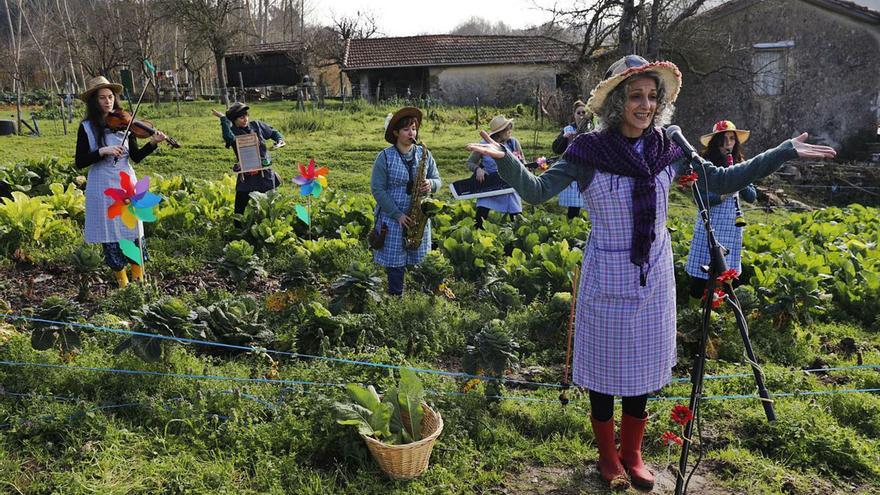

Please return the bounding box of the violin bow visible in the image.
[115,61,155,160]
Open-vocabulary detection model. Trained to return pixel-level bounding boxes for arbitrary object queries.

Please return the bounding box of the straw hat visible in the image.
[384,107,423,144]
[225,102,250,121]
[700,120,750,147]
[487,115,514,136]
[79,76,123,102]
[586,55,682,114]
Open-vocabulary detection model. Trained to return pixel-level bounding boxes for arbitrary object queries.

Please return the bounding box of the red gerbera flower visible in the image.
[671,404,695,426]
[677,171,699,188]
[716,269,739,285]
[660,431,683,446]
[701,287,727,309]
[714,120,729,132]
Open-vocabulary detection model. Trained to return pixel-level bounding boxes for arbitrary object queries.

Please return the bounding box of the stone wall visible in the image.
[673,0,880,160]
[428,64,559,106]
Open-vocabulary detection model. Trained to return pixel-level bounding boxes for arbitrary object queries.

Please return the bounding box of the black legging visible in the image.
[475,206,520,230]
[589,390,648,422]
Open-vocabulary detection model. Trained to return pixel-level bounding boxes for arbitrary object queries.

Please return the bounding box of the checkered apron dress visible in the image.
[82,122,140,244]
[557,182,584,208]
[685,196,743,280]
[573,162,678,397]
[476,138,523,214]
[372,146,431,268]
[556,126,584,208]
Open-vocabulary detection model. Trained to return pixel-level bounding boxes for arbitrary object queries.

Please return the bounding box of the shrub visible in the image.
[29,296,83,355]
[329,261,383,314]
[374,293,463,359]
[194,295,274,348]
[115,296,200,362]
[219,240,267,285]
[462,319,519,401]
[409,250,453,294]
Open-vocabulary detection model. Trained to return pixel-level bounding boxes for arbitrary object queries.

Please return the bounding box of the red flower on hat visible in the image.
[701,287,727,309]
[717,269,739,285]
[714,120,730,132]
[677,171,699,188]
[671,404,695,426]
[660,431,684,446]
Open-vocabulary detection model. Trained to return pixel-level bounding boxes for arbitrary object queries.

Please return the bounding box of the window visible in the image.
[752,41,793,96]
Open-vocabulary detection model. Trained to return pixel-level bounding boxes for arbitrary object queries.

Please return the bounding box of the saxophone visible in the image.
[404,142,430,250]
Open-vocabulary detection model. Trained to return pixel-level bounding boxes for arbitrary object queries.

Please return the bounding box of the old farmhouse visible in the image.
[673,0,880,160]
[341,35,578,106]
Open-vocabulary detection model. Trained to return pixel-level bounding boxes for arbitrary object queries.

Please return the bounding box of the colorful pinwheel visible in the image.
[104,171,162,265]
[292,158,329,198]
[104,171,162,229]
[291,159,330,228]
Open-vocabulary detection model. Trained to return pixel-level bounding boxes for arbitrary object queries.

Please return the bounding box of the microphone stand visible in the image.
[674,156,776,495]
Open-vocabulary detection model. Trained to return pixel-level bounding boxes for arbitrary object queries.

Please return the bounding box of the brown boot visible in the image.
[590,414,629,489]
[619,412,654,490]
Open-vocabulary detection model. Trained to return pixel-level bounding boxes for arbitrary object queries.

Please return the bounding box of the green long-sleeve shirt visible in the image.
[493,139,797,204]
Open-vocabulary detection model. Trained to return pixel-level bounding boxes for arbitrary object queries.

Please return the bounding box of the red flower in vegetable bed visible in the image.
[716,269,739,285]
[660,431,683,446]
[701,287,727,309]
[671,404,695,426]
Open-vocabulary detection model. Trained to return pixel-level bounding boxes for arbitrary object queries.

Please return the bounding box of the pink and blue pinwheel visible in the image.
[292,158,329,198]
[104,171,162,229]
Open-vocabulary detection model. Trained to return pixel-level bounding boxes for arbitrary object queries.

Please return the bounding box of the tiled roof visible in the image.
[342,35,577,70]
[702,0,879,22]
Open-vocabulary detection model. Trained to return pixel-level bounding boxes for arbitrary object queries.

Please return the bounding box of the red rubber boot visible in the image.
[619,412,655,490]
[590,415,630,489]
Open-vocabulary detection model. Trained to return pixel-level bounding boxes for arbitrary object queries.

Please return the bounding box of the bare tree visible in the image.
[312,9,379,66]
[450,16,514,35]
[163,0,249,104]
[3,0,24,132]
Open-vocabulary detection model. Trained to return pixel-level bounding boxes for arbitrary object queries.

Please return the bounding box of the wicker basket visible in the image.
[360,402,444,480]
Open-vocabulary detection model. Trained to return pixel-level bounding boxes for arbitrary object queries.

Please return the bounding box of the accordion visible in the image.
[449,172,515,200]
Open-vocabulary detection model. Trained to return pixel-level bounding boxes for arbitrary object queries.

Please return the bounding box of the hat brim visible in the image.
[79,83,124,102]
[384,107,423,144]
[488,117,514,136]
[226,105,251,121]
[586,61,682,115]
[699,129,750,148]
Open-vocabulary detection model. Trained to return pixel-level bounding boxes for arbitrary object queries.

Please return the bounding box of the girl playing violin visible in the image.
[75,76,166,288]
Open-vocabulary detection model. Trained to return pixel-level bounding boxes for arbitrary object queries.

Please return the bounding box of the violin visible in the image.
[105,109,180,148]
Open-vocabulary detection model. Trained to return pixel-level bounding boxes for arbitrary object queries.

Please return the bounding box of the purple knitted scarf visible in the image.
[563,127,683,270]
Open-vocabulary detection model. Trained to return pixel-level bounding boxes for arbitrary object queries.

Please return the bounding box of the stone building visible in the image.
[672,0,880,160]
[341,35,578,105]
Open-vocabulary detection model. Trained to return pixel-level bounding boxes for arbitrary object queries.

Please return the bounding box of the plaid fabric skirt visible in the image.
[557,182,583,207]
[685,196,743,279]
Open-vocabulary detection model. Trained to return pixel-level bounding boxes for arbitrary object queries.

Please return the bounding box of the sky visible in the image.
[311,0,556,37]
[311,0,880,37]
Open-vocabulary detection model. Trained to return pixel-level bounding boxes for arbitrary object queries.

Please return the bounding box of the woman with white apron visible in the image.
[75,76,167,288]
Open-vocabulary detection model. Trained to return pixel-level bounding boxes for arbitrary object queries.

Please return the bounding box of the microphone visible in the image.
[665,125,700,161]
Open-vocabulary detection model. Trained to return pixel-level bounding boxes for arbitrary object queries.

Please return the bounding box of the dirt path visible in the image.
[497,461,727,495]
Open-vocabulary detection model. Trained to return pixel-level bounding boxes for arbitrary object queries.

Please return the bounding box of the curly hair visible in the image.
[595,72,675,132]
